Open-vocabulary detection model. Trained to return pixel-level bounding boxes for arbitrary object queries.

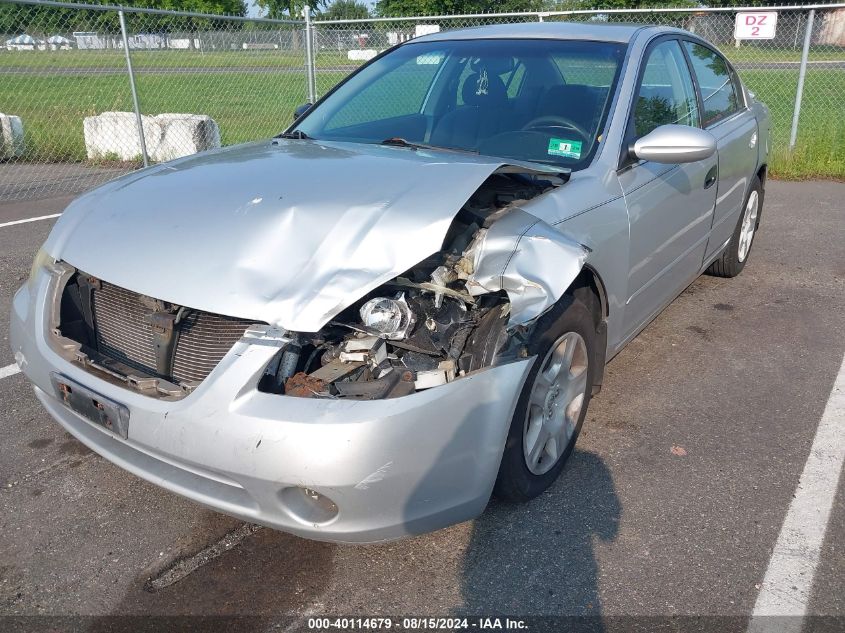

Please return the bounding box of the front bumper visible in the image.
[10,267,533,543]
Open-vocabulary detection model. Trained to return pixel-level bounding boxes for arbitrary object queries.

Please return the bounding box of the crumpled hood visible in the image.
[45,139,559,332]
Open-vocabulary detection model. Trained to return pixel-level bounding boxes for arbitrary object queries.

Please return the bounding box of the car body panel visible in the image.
[465,208,589,325]
[618,160,716,340]
[705,110,760,261]
[751,98,772,174]
[516,170,630,357]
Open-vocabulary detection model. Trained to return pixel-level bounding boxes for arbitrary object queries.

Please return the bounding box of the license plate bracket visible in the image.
[51,373,130,439]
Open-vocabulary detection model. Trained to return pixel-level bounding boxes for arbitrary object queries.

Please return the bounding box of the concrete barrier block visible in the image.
[153,113,221,162]
[83,111,158,161]
[348,49,378,61]
[83,111,221,163]
[0,113,25,159]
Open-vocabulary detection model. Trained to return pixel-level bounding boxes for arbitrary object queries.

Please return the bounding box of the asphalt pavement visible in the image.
[0,164,129,203]
[0,180,842,629]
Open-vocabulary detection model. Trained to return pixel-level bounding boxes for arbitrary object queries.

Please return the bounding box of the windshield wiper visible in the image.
[277,129,310,140]
[380,137,478,154]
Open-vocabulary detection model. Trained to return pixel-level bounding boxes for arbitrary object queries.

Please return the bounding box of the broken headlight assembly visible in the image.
[259,267,515,401]
[358,293,415,340]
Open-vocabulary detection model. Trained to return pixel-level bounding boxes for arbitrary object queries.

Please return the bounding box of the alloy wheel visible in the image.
[737,190,759,263]
[523,331,589,475]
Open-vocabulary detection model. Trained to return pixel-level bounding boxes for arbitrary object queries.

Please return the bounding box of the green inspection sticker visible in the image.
[548,138,582,159]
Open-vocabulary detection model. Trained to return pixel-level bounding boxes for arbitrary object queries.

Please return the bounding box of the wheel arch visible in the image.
[568,265,608,395]
[755,164,766,227]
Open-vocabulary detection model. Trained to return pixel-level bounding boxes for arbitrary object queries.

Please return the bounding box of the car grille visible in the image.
[90,280,253,386]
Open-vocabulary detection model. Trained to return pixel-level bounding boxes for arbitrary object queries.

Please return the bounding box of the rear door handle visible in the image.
[704,165,718,189]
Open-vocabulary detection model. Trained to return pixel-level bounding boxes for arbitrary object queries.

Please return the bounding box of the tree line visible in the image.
[0,0,246,35]
[284,0,826,20]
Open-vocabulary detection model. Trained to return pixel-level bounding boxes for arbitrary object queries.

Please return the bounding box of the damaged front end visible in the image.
[39,160,589,405]
[265,171,588,401]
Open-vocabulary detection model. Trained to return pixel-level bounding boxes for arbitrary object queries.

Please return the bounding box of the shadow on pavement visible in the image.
[458,450,620,618]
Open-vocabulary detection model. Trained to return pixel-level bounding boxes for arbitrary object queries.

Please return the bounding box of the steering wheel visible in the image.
[522,115,589,141]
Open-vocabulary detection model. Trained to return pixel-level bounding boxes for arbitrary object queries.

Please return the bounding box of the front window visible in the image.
[295,38,626,171]
[632,40,700,138]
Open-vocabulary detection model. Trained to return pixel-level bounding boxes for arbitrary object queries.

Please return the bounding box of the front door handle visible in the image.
[704,165,718,190]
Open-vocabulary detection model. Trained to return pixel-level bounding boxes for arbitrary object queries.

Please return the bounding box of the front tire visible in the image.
[494,295,597,502]
[707,176,763,278]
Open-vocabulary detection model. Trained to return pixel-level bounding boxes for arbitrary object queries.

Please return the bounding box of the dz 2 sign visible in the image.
[734,12,778,40]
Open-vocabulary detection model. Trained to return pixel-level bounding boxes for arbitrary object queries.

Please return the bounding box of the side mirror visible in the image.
[293,102,312,122]
[630,124,716,164]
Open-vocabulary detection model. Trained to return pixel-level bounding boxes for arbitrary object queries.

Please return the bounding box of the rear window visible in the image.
[683,42,741,127]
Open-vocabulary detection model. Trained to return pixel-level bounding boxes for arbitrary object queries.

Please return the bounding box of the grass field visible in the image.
[0,48,355,70]
[741,68,845,179]
[0,50,842,178]
[1,45,844,70]
[726,46,845,63]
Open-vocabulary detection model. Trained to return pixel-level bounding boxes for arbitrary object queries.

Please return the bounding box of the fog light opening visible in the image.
[279,486,339,525]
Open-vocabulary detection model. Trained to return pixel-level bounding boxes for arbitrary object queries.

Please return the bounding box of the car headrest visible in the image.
[462,69,507,106]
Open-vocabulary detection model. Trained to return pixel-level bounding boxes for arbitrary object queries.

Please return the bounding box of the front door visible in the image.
[618,38,718,339]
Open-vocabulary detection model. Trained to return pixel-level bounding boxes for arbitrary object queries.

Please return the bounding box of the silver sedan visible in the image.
[10,22,769,542]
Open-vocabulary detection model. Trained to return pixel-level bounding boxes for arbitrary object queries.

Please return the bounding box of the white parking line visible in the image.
[748,352,845,633]
[0,213,61,229]
[0,363,21,380]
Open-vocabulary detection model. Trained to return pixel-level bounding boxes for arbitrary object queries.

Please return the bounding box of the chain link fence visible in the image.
[0,0,307,200]
[1,0,843,201]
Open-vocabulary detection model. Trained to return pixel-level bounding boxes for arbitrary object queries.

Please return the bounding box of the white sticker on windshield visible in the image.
[416,53,444,65]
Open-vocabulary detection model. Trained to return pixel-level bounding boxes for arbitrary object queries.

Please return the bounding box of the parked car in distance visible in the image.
[10,22,769,543]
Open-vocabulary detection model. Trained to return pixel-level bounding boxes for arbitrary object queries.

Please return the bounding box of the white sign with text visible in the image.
[734,12,778,40]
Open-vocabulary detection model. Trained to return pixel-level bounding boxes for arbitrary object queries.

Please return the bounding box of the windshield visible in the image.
[295,38,626,170]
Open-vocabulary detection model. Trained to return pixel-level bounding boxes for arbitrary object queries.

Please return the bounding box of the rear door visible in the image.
[617,38,717,339]
[682,40,759,261]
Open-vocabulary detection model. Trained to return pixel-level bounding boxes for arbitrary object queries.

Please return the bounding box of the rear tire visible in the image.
[707,176,763,278]
[494,294,597,502]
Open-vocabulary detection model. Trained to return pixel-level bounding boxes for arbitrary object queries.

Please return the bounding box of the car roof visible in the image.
[412,21,676,45]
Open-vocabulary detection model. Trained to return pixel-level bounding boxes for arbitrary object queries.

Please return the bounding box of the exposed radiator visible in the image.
[91,280,253,386]
[172,310,256,384]
[93,283,158,376]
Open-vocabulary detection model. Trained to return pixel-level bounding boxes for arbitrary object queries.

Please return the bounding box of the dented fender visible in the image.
[466,209,589,326]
